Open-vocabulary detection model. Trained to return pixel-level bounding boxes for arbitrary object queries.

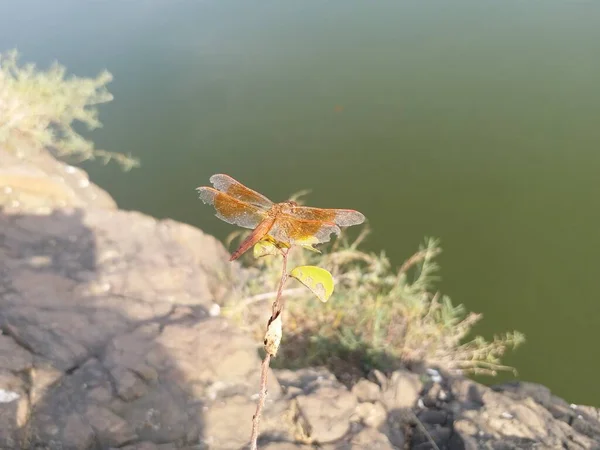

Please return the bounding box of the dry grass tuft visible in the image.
[222,222,525,381]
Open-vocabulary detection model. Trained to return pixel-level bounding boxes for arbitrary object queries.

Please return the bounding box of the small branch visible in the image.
[410,411,441,450]
[271,248,290,318]
[249,354,271,450]
[249,248,290,450]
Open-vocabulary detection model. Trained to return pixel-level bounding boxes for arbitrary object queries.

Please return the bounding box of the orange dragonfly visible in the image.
[197,174,365,261]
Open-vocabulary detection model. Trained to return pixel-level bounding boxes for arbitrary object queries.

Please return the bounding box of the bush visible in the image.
[223,221,525,383]
[0,49,138,169]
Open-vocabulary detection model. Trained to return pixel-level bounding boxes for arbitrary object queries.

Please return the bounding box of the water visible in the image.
[2,0,600,405]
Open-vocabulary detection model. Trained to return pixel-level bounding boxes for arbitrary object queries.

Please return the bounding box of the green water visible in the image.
[3,1,600,405]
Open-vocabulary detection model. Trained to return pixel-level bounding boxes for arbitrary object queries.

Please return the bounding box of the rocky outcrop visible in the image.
[1,149,599,449]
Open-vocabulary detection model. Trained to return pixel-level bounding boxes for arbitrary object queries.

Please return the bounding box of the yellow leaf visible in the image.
[289,265,334,303]
[253,239,279,258]
[298,243,322,254]
[253,235,290,258]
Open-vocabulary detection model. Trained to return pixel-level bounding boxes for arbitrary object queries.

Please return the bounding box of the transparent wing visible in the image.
[197,186,266,229]
[209,174,273,208]
[287,205,365,227]
[268,214,341,246]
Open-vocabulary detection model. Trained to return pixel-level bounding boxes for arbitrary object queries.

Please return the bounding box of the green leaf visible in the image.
[289,265,334,303]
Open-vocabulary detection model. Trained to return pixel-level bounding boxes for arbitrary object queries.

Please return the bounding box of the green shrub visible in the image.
[0,49,138,169]
[224,224,525,381]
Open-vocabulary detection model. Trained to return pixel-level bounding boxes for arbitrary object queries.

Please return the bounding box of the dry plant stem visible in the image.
[249,353,271,450]
[410,411,441,450]
[271,248,290,318]
[249,248,290,450]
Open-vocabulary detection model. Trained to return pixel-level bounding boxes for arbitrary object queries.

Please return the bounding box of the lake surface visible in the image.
[2,0,600,405]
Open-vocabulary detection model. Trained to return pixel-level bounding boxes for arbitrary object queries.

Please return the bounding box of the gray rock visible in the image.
[571,409,600,442]
[295,379,358,443]
[0,370,29,448]
[449,378,600,449]
[261,443,312,450]
[0,334,33,372]
[412,426,452,449]
[275,367,337,392]
[351,379,381,403]
[380,369,422,410]
[355,401,387,429]
[418,408,449,426]
[325,427,395,449]
[0,159,278,450]
[0,147,116,212]
[492,381,553,407]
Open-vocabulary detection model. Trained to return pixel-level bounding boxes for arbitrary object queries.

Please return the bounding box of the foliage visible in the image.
[289,265,334,303]
[0,49,138,170]
[224,225,525,380]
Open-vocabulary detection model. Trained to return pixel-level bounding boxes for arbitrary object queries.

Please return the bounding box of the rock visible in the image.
[382,423,406,449]
[275,367,337,391]
[0,153,274,450]
[0,147,116,212]
[418,408,449,426]
[204,395,255,448]
[571,408,600,442]
[294,377,358,443]
[380,369,422,410]
[0,370,29,449]
[352,379,381,403]
[261,443,312,450]
[85,405,137,447]
[421,382,445,408]
[355,401,387,429]
[0,334,33,372]
[450,376,486,408]
[324,427,395,449]
[492,381,553,407]
[412,426,452,449]
[448,378,600,449]
[62,413,95,449]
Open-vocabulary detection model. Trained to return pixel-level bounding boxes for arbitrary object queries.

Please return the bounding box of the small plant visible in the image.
[0,49,138,170]
[196,174,365,450]
[224,197,525,381]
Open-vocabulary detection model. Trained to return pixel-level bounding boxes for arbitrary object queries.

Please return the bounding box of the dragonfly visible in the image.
[197,174,366,261]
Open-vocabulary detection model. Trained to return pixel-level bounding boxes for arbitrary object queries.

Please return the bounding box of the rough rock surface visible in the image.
[1,149,600,449]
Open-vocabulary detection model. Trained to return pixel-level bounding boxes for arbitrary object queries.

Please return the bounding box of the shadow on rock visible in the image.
[0,207,284,449]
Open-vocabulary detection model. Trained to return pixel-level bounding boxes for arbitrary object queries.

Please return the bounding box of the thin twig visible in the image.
[249,248,290,450]
[271,248,290,318]
[249,353,271,450]
[410,411,441,450]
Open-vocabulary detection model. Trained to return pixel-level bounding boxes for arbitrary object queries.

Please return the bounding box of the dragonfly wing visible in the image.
[268,214,341,246]
[197,187,266,229]
[287,206,365,227]
[209,174,274,208]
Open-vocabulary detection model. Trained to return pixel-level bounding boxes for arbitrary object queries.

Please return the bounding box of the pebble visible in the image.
[0,389,20,403]
[426,368,443,383]
[209,303,221,317]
